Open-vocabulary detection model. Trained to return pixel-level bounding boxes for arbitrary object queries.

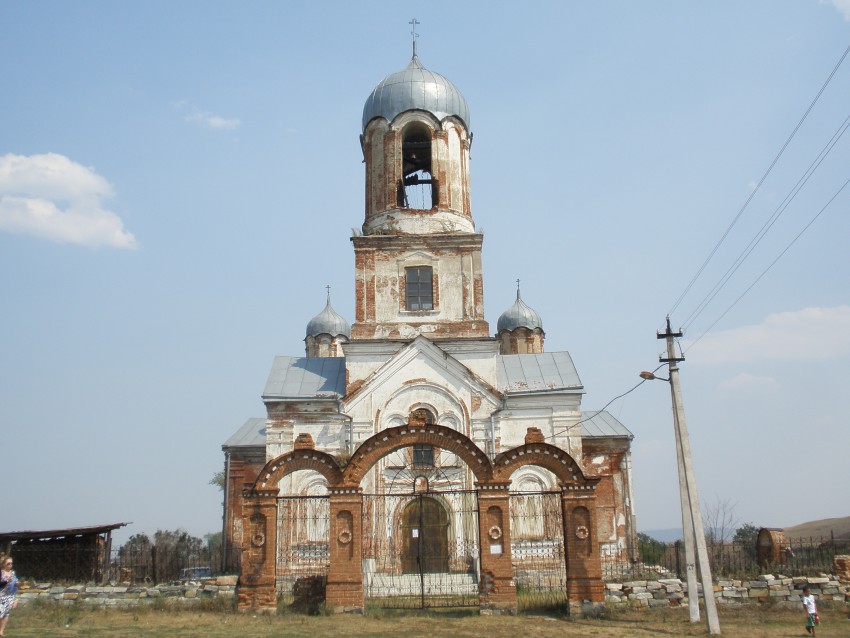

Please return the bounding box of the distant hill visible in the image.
[784,517,850,540]
[641,517,850,544]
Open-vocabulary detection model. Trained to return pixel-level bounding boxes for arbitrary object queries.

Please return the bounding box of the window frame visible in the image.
[404,265,434,311]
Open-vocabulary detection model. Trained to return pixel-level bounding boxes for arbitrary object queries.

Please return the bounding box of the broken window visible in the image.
[413,445,435,467]
[405,266,433,310]
[397,123,436,209]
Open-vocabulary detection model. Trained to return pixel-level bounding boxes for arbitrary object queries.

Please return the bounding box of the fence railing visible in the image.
[10,544,242,585]
[605,535,848,581]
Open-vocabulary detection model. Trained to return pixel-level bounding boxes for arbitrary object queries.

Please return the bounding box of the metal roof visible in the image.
[262,356,346,399]
[362,55,470,131]
[223,417,266,448]
[580,411,634,438]
[497,352,583,393]
[0,523,129,542]
[305,296,350,338]
[497,290,543,333]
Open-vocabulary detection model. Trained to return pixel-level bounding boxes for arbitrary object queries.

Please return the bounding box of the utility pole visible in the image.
[658,317,721,635]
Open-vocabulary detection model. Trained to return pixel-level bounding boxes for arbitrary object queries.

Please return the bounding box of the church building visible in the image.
[221,42,637,614]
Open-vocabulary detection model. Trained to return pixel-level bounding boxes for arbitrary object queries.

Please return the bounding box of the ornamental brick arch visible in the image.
[492,441,597,488]
[342,422,493,486]
[248,439,344,496]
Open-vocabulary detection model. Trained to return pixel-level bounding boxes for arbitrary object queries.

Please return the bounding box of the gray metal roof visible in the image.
[262,356,346,399]
[223,417,266,448]
[305,296,350,338]
[580,411,634,438]
[362,55,470,131]
[497,352,582,393]
[497,290,543,333]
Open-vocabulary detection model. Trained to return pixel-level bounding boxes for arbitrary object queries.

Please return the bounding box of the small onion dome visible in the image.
[362,54,470,132]
[497,288,543,333]
[306,294,350,338]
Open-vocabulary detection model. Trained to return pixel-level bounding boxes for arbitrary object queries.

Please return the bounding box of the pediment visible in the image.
[343,336,501,413]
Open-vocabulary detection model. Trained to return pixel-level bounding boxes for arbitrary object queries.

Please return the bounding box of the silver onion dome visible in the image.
[306,294,351,338]
[497,288,543,333]
[362,54,470,132]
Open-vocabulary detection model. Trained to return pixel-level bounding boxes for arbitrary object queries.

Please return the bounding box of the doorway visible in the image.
[401,496,449,574]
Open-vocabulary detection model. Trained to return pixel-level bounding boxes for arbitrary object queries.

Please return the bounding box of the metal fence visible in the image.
[361,490,480,609]
[509,491,568,612]
[7,542,240,585]
[106,546,240,585]
[605,536,848,581]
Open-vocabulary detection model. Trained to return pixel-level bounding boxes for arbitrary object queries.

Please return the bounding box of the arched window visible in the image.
[398,123,436,209]
[409,408,436,467]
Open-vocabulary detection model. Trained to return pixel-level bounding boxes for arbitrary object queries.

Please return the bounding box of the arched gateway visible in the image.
[238,425,604,614]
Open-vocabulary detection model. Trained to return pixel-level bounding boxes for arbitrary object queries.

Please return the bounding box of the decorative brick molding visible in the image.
[342,423,493,485]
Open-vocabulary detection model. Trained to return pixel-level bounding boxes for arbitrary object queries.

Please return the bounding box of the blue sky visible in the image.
[1,1,849,545]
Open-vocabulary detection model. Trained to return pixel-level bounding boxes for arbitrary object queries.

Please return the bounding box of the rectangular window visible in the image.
[413,445,435,467]
[405,266,433,311]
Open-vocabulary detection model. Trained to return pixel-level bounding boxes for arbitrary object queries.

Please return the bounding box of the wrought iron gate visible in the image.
[361,490,480,608]
[276,495,330,602]
[509,490,568,611]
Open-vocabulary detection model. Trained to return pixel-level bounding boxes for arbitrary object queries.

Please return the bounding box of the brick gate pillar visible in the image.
[561,486,605,611]
[326,486,364,613]
[237,493,278,612]
[476,483,517,614]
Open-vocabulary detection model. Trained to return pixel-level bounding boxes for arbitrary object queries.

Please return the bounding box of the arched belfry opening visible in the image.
[398,122,436,210]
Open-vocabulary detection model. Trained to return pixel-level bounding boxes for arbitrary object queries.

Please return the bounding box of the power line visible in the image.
[684,175,850,353]
[680,111,850,331]
[544,363,667,443]
[669,39,850,319]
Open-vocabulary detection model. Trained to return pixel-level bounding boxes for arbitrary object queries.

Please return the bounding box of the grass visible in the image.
[4,601,848,637]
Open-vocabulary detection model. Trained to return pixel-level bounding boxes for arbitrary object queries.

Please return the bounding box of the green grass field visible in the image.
[4,602,849,637]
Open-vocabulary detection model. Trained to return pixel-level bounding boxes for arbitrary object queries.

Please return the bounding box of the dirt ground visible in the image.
[5,602,849,637]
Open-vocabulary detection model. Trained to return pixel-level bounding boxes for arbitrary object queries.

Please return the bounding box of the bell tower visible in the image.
[351,43,489,341]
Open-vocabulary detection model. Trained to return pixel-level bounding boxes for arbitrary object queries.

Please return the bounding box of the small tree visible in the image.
[703,497,739,544]
[209,470,225,491]
[637,532,668,565]
[733,522,760,565]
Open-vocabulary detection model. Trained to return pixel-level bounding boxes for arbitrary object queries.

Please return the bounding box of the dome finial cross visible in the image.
[409,18,419,58]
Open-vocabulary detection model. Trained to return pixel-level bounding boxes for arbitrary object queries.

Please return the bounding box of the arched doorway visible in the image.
[401,496,449,574]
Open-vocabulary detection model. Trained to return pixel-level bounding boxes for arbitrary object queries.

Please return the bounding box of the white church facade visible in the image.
[222,45,637,614]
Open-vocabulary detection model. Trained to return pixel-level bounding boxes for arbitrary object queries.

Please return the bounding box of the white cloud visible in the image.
[822,0,850,21]
[0,153,137,249]
[717,372,780,394]
[685,306,850,364]
[184,111,241,130]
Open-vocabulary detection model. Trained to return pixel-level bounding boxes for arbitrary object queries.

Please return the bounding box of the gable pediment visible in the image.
[343,336,501,415]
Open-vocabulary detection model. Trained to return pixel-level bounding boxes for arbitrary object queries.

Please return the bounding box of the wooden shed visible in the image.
[0,523,129,583]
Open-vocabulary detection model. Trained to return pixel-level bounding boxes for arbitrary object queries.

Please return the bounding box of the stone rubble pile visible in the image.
[605,573,849,609]
[15,576,237,608]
